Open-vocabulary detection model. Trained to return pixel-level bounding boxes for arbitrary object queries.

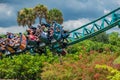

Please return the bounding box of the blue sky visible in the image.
[0,0,120,33]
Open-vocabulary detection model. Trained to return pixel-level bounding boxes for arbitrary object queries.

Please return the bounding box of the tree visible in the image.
[90,32,109,43]
[33,4,48,24]
[46,8,63,24]
[17,8,36,28]
[108,32,119,45]
[17,4,63,27]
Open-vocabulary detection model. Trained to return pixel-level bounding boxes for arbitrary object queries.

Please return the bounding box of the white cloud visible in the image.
[62,18,120,34]
[63,18,90,31]
[0,4,14,18]
[0,28,6,34]
[104,9,110,14]
[7,10,12,16]
[107,26,120,34]
[115,0,120,6]
[0,26,26,34]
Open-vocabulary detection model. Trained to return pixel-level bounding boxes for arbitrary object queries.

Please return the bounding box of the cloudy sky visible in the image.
[0,0,120,33]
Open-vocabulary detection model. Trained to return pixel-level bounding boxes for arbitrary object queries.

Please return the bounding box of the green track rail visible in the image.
[65,7,120,46]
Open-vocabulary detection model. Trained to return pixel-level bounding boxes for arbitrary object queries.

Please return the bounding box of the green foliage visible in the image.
[33,4,48,24]
[90,32,109,43]
[46,8,63,24]
[41,51,117,80]
[67,39,120,55]
[0,34,6,38]
[114,56,120,64]
[109,32,120,46]
[96,64,120,80]
[17,8,36,27]
[0,53,59,79]
[39,37,120,80]
[17,4,63,26]
[0,54,42,79]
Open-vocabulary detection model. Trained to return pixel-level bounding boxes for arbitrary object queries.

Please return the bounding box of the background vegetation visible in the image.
[0,32,120,80]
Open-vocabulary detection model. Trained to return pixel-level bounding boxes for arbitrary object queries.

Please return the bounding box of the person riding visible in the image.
[39,23,48,40]
[34,24,42,37]
[30,26,37,35]
[18,33,27,51]
[47,27,54,41]
[7,37,17,47]
[27,29,38,41]
[52,21,63,41]
[0,37,6,57]
[52,21,69,41]
[7,32,15,39]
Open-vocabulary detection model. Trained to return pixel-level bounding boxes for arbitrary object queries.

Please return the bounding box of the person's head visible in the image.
[52,21,56,24]
[41,23,46,30]
[26,29,33,35]
[37,24,41,28]
[2,41,5,45]
[19,32,22,34]
[29,30,34,35]
[19,32,22,35]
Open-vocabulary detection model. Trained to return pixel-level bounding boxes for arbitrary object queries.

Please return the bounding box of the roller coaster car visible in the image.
[5,34,27,56]
[4,22,69,56]
[5,43,27,56]
[5,45,16,54]
[26,40,46,54]
[0,45,6,59]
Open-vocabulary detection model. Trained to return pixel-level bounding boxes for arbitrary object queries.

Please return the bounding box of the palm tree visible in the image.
[17,8,36,28]
[46,8,63,24]
[33,4,48,24]
[17,9,26,27]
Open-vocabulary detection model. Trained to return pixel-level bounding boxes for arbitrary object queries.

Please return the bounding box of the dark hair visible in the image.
[41,23,46,26]
[41,23,51,28]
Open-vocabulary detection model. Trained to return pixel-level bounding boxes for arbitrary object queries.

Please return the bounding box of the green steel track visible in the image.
[65,7,120,46]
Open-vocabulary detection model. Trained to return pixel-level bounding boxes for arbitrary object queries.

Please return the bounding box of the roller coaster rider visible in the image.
[26,28,39,49]
[0,37,6,59]
[52,21,69,41]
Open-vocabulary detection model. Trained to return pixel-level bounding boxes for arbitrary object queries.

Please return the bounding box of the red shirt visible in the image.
[29,35,36,41]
